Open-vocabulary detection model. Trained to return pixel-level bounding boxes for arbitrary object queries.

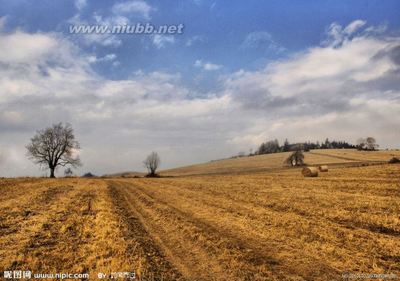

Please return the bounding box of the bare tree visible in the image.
[285,150,304,166]
[357,137,378,151]
[366,137,378,151]
[356,138,366,150]
[64,168,73,177]
[143,152,160,177]
[26,123,81,178]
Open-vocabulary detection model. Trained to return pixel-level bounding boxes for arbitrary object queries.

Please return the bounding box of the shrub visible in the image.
[285,150,305,166]
[388,157,400,164]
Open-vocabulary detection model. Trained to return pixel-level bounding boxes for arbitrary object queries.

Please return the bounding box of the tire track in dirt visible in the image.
[110,181,246,280]
[108,181,184,281]
[112,180,314,281]
[126,181,342,281]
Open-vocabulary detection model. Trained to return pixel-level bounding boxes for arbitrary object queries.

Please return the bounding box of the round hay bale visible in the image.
[318,165,329,172]
[302,167,318,177]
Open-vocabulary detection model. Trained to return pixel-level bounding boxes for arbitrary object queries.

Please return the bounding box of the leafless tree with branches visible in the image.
[26,123,81,178]
[64,168,73,177]
[143,151,160,177]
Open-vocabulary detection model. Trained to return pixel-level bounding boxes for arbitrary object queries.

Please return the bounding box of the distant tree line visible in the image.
[254,138,357,156]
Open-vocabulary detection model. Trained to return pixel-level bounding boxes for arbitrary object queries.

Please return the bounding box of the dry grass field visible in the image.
[1,150,399,280]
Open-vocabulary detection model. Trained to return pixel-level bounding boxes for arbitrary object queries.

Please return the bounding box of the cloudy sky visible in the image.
[0,0,399,177]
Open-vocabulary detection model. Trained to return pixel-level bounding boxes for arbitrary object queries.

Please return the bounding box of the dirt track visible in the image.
[108,181,183,281]
[108,180,281,280]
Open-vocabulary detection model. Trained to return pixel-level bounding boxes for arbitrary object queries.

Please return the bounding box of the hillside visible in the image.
[103,171,145,178]
[160,149,400,176]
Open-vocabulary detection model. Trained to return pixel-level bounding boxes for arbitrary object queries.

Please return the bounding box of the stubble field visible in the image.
[0,150,399,280]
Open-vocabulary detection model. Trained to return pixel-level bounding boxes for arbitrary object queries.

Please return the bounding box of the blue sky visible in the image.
[2,0,399,81]
[0,0,399,176]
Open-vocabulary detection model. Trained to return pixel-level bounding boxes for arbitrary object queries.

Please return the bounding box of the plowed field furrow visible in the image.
[112,180,341,281]
[108,181,184,281]
[129,178,399,238]
[110,181,235,281]
[124,181,378,278]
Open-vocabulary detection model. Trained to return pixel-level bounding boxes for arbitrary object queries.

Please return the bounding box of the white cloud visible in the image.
[344,19,366,35]
[103,53,117,61]
[112,0,154,19]
[69,0,154,49]
[324,19,371,47]
[365,23,388,34]
[185,35,205,47]
[152,35,175,49]
[68,6,134,48]
[0,31,59,64]
[241,31,285,53]
[0,20,399,177]
[221,21,400,150]
[68,14,124,48]
[194,60,222,71]
[0,31,93,104]
[75,0,87,11]
[87,53,117,64]
[0,30,232,176]
[112,61,121,67]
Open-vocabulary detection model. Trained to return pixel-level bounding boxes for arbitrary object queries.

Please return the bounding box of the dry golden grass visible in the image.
[0,179,165,280]
[1,150,399,280]
[308,149,400,162]
[109,164,400,280]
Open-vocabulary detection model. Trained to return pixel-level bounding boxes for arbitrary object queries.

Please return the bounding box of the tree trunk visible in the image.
[50,168,55,178]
